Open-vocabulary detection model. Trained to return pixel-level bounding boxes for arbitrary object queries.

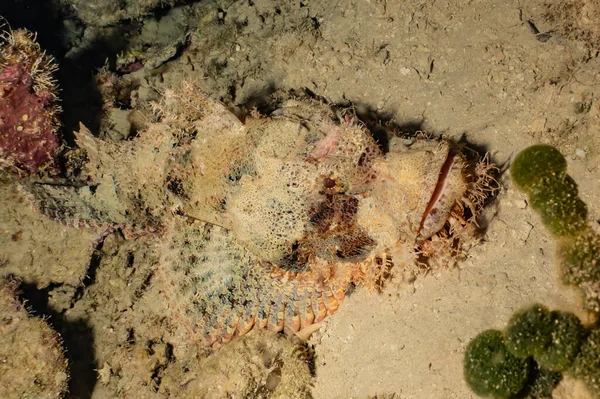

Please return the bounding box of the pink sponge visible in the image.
[0,29,61,175]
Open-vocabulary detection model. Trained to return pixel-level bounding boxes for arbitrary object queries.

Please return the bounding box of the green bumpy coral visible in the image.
[558,227,600,313]
[510,144,600,312]
[536,311,587,371]
[505,304,553,358]
[504,304,587,372]
[569,330,600,395]
[510,145,567,193]
[527,175,588,237]
[511,145,587,237]
[464,329,531,398]
[466,145,600,397]
[464,305,594,398]
[558,229,600,292]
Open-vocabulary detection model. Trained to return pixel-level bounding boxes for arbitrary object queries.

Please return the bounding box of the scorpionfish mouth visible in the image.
[417,150,467,241]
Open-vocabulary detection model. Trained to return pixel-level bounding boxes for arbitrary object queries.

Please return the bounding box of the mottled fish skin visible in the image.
[21,83,496,348]
[157,220,375,348]
[18,123,176,235]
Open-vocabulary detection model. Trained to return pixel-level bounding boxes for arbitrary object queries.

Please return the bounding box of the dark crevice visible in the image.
[17,281,97,399]
[342,102,426,153]
[133,270,154,299]
[11,227,110,399]
[148,341,174,392]
[71,236,106,305]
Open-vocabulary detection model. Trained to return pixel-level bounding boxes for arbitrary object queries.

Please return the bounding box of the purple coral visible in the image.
[0,29,61,175]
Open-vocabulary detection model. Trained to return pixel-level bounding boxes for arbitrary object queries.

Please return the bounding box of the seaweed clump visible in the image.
[511,144,600,312]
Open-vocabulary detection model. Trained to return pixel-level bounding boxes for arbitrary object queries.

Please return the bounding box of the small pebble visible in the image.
[575,149,586,159]
[515,199,528,209]
[529,118,546,132]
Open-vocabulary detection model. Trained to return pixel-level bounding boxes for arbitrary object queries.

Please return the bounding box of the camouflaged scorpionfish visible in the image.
[22,82,495,348]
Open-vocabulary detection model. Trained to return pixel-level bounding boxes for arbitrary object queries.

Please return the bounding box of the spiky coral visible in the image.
[0,28,61,175]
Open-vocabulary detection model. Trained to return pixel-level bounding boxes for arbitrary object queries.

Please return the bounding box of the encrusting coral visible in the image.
[0,278,69,399]
[0,27,62,175]
[160,329,314,398]
[21,81,496,348]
